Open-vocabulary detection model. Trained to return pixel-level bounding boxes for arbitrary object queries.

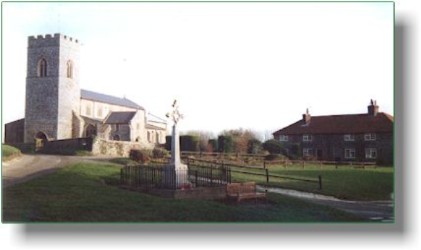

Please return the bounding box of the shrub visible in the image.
[129,149,150,164]
[247,138,262,154]
[218,135,234,153]
[180,135,200,151]
[152,147,169,159]
[262,139,283,154]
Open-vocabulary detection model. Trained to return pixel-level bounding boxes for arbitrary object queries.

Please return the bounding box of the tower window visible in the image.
[38,58,47,77]
[67,60,73,78]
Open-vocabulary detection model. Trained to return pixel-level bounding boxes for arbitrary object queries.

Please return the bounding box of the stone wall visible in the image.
[91,138,152,157]
[41,137,93,155]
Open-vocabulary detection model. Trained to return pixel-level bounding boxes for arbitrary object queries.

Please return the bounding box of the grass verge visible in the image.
[230,165,393,201]
[3,163,364,223]
[2,144,22,162]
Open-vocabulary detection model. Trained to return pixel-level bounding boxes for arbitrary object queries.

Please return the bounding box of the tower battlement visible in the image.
[28,33,80,48]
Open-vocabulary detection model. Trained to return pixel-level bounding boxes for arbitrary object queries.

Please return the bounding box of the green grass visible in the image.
[230,165,393,201]
[2,144,21,161]
[2,163,364,223]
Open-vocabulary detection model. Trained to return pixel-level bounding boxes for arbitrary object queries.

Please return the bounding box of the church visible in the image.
[4,33,167,148]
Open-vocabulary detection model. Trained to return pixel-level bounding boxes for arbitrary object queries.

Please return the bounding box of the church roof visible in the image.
[104,111,137,124]
[81,89,144,110]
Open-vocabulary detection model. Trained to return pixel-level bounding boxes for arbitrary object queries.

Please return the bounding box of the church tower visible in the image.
[24,33,81,142]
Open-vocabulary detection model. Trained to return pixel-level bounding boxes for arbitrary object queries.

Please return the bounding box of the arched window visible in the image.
[67,60,73,78]
[38,59,47,77]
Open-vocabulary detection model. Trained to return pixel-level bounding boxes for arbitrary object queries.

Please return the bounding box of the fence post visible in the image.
[195,170,198,187]
[210,167,213,186]
[266,169,269,183]
[263,160,266,169]
[318,175,322,190]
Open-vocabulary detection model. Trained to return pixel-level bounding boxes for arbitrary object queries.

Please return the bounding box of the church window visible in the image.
[67,60,73,78]
[85,106,91,116]
[156,132,160,144]
[38,58,47,77]
[97,107,103,118]
[147,131,152,143]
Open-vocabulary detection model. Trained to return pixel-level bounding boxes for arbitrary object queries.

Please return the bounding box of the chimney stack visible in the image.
[368,99,379,116]
[302,108,311,124]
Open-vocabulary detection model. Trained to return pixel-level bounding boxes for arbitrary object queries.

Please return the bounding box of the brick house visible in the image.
[272,100,393,165]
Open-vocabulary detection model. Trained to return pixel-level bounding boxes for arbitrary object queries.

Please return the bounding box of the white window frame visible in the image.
[364,133,376,141]
[303,148,313,157]
[344,148,356,159]
[279,135,288,142]
[365,148,377,159]
[303,134,313,142]
[344,134,355,141]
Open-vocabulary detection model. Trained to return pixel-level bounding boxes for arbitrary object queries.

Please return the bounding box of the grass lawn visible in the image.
[2,163,364,223]
[2,144,21,161]
[230,165,394,201]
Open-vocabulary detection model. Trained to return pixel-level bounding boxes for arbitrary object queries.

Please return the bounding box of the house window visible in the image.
[38,58,47,77]
[365,148,377,159]
[344,148,356,159]
[344,134,355,141]
[364,133,376,141]
[279,135,288,142]
[67,60,73,78]
[303,148,313,157]
[303,134,313,142]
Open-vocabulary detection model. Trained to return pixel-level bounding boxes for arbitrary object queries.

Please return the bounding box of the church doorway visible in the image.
[34,131,48,151]
[85,124,97,138]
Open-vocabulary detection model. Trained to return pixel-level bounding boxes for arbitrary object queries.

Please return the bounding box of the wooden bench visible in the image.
[226,182,266,202]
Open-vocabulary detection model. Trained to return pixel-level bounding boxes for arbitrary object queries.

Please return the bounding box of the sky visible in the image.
[1,2,394,140]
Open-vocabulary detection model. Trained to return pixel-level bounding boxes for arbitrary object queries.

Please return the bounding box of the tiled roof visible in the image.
[104,112,137,124]
[81,89,144,110]
[273,112,393,136]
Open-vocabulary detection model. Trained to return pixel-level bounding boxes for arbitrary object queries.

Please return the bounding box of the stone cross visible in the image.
[164,99,189,189]
[166,99,184,125]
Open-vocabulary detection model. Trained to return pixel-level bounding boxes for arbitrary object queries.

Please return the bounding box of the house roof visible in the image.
[104,111,137,124]
[273,112,393,136]
[81,89,144,110]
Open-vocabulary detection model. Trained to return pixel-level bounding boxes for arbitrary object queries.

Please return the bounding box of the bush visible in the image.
[152,147,169,159]
[247,138,262,154]
[129,149,151,164]
[180,135,200,151]
[262,139,283,154]
[218,135,234,153]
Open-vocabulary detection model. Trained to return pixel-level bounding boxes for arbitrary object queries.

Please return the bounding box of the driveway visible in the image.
[2,154,116,188]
